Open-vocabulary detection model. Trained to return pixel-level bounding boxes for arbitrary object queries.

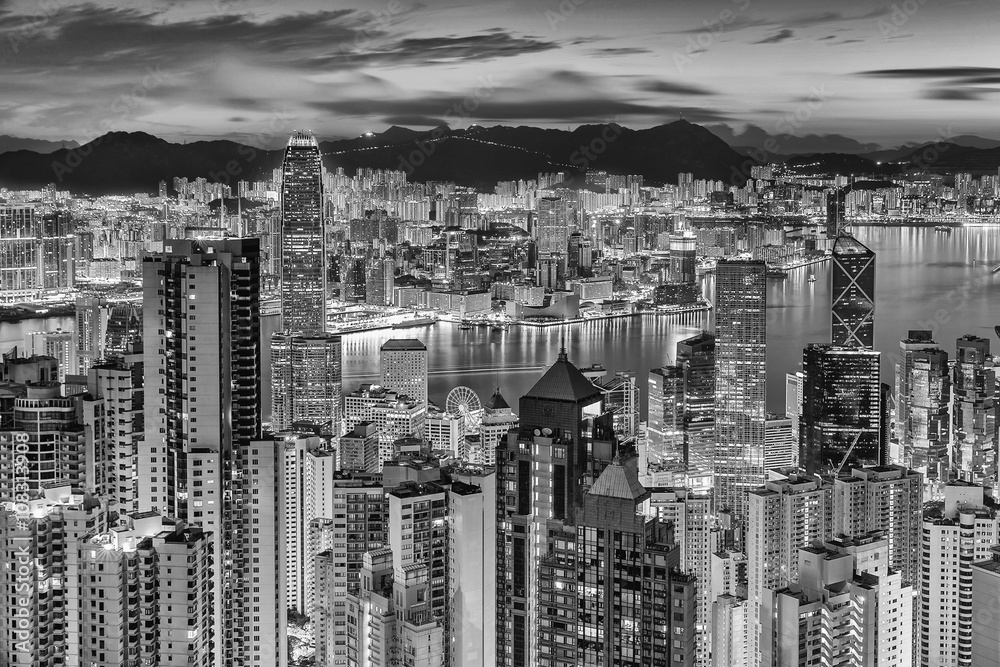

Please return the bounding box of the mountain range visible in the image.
[0,122,998,195]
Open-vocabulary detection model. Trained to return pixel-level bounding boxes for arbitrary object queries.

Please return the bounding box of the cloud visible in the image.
[858,67,1000,79]
[335,31,559,66]
[380,115,447,127]
[637,80,715,96]
[778,8,887,28]
[753,29,795,44]
[589,47,652,57]
[923,88,989,101]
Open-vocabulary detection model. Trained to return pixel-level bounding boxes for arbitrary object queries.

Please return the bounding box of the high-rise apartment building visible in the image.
[0,206,75,303]
[971,546,1000,667]
[280,130,327,333]
[921,482,1000,667]
[760,534,913,667]
[831,233,875,349]
[140,239,284,667]
[271,333,342,434]
[343,385,426,468]
[379,338,428,407]
[714,259,767,531]
[799,344,882,475]
[952,335,996,487]
[747,475,829,666]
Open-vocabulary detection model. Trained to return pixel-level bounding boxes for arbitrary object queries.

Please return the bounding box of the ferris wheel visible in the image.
[446,386,483,434]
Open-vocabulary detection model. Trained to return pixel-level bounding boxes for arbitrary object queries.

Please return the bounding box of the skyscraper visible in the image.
[952,335,997,487]
[831,233,876,349]
[713,259,767,530]
[380,338,428,407]
[140,239,284,667]
[271,333,342,434]
[799,344,883,475]
[280,130,326,333]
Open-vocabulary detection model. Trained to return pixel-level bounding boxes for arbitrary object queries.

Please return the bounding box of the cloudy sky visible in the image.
[0,0,996,147]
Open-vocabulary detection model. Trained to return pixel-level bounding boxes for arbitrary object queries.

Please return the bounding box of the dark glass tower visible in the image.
[280,130,326,333]
[831,233,875,349]
[713,260,767,533]
[799,344,883,475]
[952,335,996,486]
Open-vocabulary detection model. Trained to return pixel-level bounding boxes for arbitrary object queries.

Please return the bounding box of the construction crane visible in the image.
[829,432,863,476]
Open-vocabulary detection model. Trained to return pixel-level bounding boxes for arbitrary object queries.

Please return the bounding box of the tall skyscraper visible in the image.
[713,259,767,530]
[952,335,997,487]
[496,346,619,667]
[908,347,951,483]
[831,233,875,349]
[380,338,428,407]
[535,196,572,255]
[140,239,284,667]
[271,333,342,434]
[280,130,326,333]
[894,330,937,466]
[799,344,883,475]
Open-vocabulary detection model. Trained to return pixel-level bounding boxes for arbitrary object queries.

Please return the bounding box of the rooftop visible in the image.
[589,457,646,502]
[381,338,427,351]
[523,346,603,403]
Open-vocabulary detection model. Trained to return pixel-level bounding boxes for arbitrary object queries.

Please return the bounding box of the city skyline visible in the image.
[0,0,998,146]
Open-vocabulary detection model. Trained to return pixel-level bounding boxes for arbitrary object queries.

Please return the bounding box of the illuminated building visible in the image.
[270,333,342,434]
[831,234,875,349]
[799,344,882,475]
[380,338,428,408]
[713,259,767,532]
[280,131,327,333]
[952,335,996,487]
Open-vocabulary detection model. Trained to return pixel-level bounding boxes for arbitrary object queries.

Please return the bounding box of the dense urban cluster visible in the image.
[1,131,999,667]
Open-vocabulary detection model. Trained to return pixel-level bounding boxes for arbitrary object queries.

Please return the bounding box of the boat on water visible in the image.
[458,322,473,330]
[391,316,436,329]
[807,274,816,283]
[766,269,788,279]
[935,225,952,233]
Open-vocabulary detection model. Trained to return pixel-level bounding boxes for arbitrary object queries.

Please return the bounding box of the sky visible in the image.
[0,0,997,148]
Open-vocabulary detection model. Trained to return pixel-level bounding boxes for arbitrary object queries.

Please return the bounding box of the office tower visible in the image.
[535,197,572,255]
[894,330,937,466]
[340,252,368,302]
[785,372,803,439]
[79,349,144,515]
[312,473,386,667]
[952,335,997,487]
[920,482,1000,667]
[365,254,395,306]
[677,332,716,472]
[380,338,428,407]
[747,475,828,667]
[971,546,1000,667]
[648,488,715,667]
[799,344,882,475]
[477,387,518,467]
[831,233,875,349]
[340,421,380,472]
[830,465,922,588]
[908,347,951,483]
[280,130,327,333]
[140,239,284,667]
[271,333,342,434]
[425,409,464,457]
[531,457,697,666]
[714,260,767,528]
[344,385,426,468]
[448,471,498,667]
[826,189,845,237]
[646,365,685,473]
[496,347,617,667]
[670,231,698,283]
[24,329,74,381]
[764,414,795,469]
[760,534,913,667]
